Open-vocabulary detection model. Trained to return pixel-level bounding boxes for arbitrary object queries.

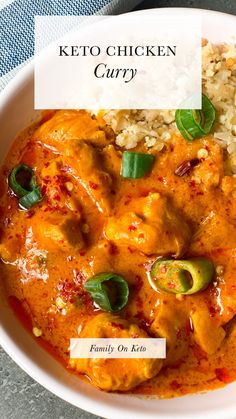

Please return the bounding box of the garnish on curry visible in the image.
[1,99,236,397]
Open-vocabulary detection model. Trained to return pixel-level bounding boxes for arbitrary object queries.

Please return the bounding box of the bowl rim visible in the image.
[1,7,236,419]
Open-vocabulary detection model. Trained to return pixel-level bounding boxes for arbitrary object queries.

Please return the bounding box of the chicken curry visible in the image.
[1,105,236,397]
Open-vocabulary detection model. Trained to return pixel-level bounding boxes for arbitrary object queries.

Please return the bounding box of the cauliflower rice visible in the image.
[102,41,236,174]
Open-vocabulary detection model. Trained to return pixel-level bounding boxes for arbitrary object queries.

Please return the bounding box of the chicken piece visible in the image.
[151,300,185,344]
[34,110,111,149]
[105,211,161,255]
[139,193,190,256]
[150,300,188,365]
[191,212,236,253]
[65,141,112,215]
[32,214,85,251]
[191,213,236,326]
[191,308,225,354]
[36,111,113,215]
[69,313,163,391]
[105,193,190,256]
[40,158,82,213]
[102,144,122,175]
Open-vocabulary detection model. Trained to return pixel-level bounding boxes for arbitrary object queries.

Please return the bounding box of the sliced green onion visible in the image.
[150,257,214,295]
[84,272,129,312]
[9,164,37,198]
[19,187,43,210]
[121,151,155,179]
[9,164,43,210]
[175,94,216,142]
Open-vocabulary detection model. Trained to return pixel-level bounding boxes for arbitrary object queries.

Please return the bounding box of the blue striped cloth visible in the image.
[0,0,142,91]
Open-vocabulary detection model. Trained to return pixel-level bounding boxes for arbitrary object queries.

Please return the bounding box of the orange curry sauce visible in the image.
[1,110,236,396]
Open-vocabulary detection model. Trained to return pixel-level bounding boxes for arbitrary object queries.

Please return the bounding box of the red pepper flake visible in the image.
[138,233,144,239]
[189,179,196,188]
[135,312,151,332]
[215,368,231,383]
[54,174,63,183]
[25,210,35,218]
[170,380,181,390]
[128,224,137,232]
[140,189,150,198]
[175,158,200,177]
[57,280,73,302]
[42,176,50,183]
[196,191,204,196]
[89,181,98,190]
[41,185,47,196]
[127,246,134,253]
[131,333,139,338]
[52,193,61,201]
[109,242,119,255]
[226,306,234,314]
[135,275,143,292]
[79,251,86,256]
[209,306,217,317]
[57,278,89,305]
[110,322,125,330]
[124,194,132,205]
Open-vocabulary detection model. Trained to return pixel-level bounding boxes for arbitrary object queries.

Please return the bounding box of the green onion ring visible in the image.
[84,272,129,312]
[9,164,37,198]
[150,258,214,295]
[9,164,43,210]
[175,94,216,142]
[121,151,155,179]
[19,187,43,210]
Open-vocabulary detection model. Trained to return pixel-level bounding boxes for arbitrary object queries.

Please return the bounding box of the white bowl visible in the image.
[1,8,236,419]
